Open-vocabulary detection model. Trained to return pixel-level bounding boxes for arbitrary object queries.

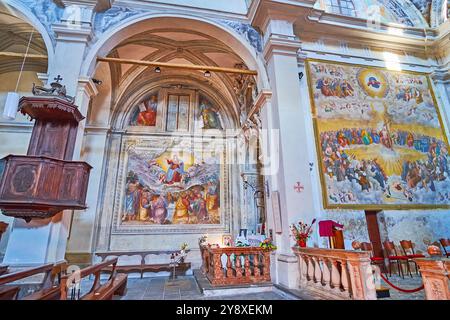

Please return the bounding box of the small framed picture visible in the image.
[239,228,248,238]
[222,234,233,247]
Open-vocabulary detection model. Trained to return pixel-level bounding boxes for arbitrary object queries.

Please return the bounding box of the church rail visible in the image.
[292,247,377,300]
[202,246,272,286]
[415,257,450,300]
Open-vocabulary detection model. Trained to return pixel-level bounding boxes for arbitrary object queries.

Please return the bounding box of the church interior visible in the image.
[0,0,448,302]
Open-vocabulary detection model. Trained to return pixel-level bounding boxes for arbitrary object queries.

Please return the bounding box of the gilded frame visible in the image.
[305,58,450,210]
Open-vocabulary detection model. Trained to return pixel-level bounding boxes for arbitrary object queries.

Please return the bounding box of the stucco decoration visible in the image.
[93,6,144,35]
[17,0,63,46]
[218,20,262,53]
[410,0,433,23]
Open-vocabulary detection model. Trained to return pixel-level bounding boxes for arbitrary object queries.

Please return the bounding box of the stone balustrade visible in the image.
[200,245,272,286]
[293,247,377,300]
[415,258,450,300]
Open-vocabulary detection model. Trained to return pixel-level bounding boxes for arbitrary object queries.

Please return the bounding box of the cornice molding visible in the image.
[263,36,302,61]
[52,23,93,43]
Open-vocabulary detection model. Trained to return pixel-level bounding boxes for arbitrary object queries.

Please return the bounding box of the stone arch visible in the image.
[3,0,55,73]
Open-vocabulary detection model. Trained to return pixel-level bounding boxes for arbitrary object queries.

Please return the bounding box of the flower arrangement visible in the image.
[181,242,188,251]
[235,238,249,247]
[290,219,316,247]
[259,238,277,250]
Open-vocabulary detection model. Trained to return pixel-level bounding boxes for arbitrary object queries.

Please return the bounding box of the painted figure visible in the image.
[150,194,168,224]
[165,155,185,184]
[136,95,158,126]
[172,192,191,224]
[199,99,223,129]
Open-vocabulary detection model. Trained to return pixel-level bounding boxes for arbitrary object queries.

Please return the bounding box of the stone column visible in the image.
[259,18,318,288]
[2,4,96,266]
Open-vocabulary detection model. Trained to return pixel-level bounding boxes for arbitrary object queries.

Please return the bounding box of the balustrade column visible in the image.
[213,253,223,280]
[262,251,271,281]
[226,254,234,277]
[253,254,261,277]
[330,259,342,290]
[340,260,350,296]
[299,255,308,287]
[235,254,243,277]
[313,257,322,284]
[244,255,251,277]
[322,258,331,289]
[307,255,315,281]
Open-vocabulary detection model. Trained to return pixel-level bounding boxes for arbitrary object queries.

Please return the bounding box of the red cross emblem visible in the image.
[294,182,304,193]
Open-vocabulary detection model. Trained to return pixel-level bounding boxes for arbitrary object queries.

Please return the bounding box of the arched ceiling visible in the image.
[314,0,444,27]
[92,27,255,128]
[0,3,47,74]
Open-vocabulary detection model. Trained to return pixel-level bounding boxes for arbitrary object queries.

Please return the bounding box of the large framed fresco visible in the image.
[111,136,229,233]
[307,59,450,209]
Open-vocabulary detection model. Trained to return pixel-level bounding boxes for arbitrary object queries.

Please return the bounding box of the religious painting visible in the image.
[196,94,223,130]
[129,93,158,126]
[307,59,450,209]
[120,142,221,226]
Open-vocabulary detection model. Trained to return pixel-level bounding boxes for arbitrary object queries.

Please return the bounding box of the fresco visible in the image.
[307,60,450,209]
[129,94,158,126]
[121,146,221,225]
[197,95,223,130]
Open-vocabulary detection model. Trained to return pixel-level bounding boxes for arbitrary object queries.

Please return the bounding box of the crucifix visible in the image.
[54,75,63,82]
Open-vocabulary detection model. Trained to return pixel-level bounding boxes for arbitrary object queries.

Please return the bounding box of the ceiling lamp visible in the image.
[155,66,161,73]
[204,70,211,77]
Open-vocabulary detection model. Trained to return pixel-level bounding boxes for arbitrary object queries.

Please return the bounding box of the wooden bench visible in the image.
[60,258,127,300]
[0,262,66,300]
[95,250,192,278]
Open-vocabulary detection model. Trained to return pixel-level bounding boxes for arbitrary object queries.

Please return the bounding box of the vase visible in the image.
[297,239,307,248]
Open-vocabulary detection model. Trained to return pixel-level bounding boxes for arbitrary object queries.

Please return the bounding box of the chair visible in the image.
[360,242,386,274]
[383,240,408,278]
[439,238,450,258]
[399,240,425,276]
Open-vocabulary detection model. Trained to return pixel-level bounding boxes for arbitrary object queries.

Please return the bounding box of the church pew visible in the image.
[0,263,63,300]
[60,258,127,300]
[95,250,191,278]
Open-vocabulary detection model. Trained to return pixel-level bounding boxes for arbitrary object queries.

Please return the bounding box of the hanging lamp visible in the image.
[3,29,34,120]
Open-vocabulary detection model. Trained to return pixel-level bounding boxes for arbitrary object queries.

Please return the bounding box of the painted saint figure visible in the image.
[199,99,223,129]
[150,194,168,224]
[165,155,185,184]
[136,95,158,126]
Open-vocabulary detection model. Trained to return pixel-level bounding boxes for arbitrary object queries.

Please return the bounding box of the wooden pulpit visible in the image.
[0,96,92,222]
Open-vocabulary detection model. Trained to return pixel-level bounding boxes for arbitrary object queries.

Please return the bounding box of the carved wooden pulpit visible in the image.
[0,96,92,222]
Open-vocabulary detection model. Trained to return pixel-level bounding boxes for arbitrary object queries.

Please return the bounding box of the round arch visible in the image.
[81,13,270,91]
[3,0,55,73]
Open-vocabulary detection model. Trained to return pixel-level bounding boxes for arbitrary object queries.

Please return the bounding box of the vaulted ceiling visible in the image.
[91,27,253,127]
[0,3,47,74]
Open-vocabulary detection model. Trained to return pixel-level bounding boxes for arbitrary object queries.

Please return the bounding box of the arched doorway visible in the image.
[81,16,269,268]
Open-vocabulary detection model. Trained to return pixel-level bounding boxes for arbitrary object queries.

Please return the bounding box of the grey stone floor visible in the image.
[114,276,293,300]
[111,274,425,300]
[379,274,425,300]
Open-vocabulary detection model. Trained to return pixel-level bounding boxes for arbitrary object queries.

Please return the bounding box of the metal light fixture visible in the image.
[204,70,211,77]
[155,66,161,73]
[3,30,34,120]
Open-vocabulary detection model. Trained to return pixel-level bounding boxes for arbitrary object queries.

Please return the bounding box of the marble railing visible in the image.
[293,247,377,300]
[415,258,450,300]
[200,245,271,286]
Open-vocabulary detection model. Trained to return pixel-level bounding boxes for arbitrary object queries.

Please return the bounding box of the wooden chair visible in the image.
[399,240,425,276]
[383,240,408,278]
[360,242,386,273]
[60,257,127,300]
[439,238,450,258]
[0,263,63,300]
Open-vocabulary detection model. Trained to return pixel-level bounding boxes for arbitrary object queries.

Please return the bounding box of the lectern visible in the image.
[0,96,91,222]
